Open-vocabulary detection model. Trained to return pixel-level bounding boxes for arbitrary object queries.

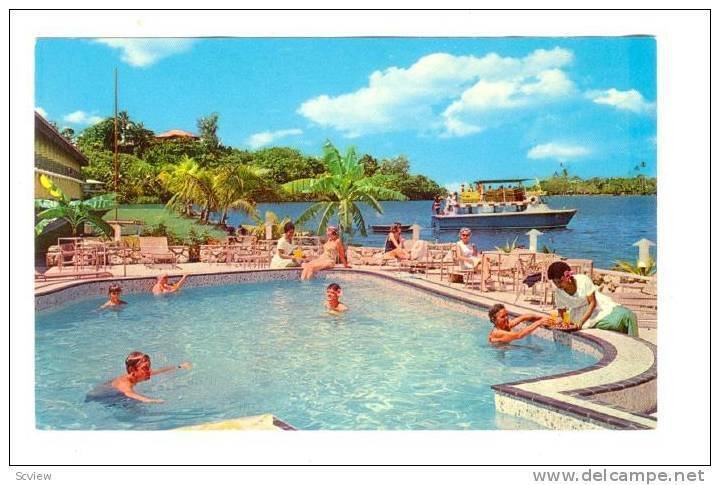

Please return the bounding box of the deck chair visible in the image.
[139,237,183,268]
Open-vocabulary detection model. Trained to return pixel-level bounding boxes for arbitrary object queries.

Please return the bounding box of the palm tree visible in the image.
[213,164,266,225]
[282,140,407,237]
[35,174,115,237]
[157,155,216,222]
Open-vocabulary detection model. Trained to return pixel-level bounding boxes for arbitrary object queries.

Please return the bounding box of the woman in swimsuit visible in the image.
[382,223,409,261]
[300,226,350,280]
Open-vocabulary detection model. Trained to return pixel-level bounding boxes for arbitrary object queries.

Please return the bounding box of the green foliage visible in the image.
[282,140,407,237]
[613,256,657,276]
[252,147,326,186]
[359,154,379,176]
[76,111,154,157]
[495,237,519,254]
[540,173,656,195]
[141,222,182,246]
[35,174,115,237]
[197,112,220,151]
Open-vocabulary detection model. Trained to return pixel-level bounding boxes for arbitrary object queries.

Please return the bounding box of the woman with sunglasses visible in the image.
[455,228,491,288]
[300,225,350,280]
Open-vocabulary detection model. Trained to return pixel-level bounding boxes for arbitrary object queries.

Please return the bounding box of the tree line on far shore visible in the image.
[56,111,656,204]
[66,112,444,204]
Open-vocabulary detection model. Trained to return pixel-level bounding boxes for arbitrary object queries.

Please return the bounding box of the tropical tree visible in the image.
[241,210,291,240]
[35,174,115,237]
[213,164,267,225]
[157,155,217,221]
[282,140,407,237]
[197,112,220,151]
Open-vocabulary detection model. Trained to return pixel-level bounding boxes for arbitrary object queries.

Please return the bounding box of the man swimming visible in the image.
[97,351,192,404]
[487,304,550,344]
[325,283,348,313]
[152,274,188,295]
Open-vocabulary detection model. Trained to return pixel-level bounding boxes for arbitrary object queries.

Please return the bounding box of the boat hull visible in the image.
[431,209,577,230]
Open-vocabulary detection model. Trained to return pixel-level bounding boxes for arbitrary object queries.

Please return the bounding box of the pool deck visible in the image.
[34,262,657,430]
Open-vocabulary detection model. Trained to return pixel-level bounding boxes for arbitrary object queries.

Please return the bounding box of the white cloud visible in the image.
[35,107,48,118]
[298,47,576,138]
[246,128,303,149]
[95,39,194,67]
[589,88,655,114]
[527,143,590,161]
[63,110,104,126]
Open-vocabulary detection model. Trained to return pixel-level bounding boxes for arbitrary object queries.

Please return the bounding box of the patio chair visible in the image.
[139,236,185,268]
[484,252,521,292]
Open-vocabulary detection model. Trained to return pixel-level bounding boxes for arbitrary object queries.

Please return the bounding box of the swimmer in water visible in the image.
[152,274,188,295]
[106,351,192,404]
[100,284,127,308]
[487,304,550,344]
[325,283,348,313]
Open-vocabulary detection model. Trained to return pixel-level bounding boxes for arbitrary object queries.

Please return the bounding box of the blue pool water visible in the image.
[36,278,597,430]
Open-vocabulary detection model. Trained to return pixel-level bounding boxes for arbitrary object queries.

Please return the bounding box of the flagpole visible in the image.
[113,67,118,220]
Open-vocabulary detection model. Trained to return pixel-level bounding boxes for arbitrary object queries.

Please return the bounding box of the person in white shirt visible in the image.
[547,261,638,336]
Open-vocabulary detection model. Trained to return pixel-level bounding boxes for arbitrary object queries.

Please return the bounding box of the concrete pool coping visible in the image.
[35,267,656,431]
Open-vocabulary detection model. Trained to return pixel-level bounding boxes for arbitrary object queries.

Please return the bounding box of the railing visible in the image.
[35,155,84,181]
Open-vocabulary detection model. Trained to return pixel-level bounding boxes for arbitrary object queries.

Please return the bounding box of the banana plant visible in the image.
[613,256,657,276]
[35,174,115,237]
[282,140,406,237]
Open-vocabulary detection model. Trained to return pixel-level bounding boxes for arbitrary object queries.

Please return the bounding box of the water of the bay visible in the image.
[225,196,656,269]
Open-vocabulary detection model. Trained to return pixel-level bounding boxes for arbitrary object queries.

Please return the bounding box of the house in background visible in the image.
[154,129,199,141]
[35,111,88,200]
[34,111,90,263]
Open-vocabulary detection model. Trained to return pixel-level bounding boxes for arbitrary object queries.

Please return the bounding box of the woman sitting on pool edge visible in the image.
[547,261,638,337]
[325,283,348,313]
[382,223,409,262]
[100,284,127,308]
[300,225,350,280]
[487,303,550,344]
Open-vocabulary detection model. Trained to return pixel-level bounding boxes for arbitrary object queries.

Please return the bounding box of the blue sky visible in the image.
[35,37,656,188]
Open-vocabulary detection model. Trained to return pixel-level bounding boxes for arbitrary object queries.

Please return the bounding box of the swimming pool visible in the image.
[35,276,598,430]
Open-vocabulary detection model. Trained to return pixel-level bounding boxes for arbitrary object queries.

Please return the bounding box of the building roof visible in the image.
[155,129,199,140]
[34,111,89,167]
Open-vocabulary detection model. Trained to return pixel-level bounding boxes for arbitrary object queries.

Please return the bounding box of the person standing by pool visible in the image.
[300,226,350,280]
[270,221,307,269]
[487,304,550,343]
[432,195,442,215]
[382,223,409,262]
[547,261,639,337]
[100,284,127,308]
[325,283,348,313]
[88,352,192,404]
[152,274,188,295]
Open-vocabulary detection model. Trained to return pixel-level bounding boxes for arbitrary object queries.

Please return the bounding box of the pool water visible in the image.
[35,277,597,430]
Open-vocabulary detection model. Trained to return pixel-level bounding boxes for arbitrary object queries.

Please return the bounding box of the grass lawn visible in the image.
[104,204,227,240]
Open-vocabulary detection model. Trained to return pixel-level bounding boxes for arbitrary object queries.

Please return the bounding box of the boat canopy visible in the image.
[472,178,532,184]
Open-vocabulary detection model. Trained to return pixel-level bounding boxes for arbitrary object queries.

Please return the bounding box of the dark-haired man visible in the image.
[487,304,550,344]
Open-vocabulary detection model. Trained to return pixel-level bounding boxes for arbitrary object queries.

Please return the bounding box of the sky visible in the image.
[35,37,656,188]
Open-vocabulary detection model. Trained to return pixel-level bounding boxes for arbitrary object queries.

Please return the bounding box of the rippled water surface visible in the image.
[36,278,597,430]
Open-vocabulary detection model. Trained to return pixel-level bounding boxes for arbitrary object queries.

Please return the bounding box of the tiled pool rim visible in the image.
[35,268,657,430]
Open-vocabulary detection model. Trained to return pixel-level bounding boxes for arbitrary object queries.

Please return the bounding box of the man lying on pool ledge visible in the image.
[487,303,551,344]
[110,352,191,404]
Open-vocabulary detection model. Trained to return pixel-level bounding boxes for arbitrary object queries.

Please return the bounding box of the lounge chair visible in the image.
[139,237,185,268]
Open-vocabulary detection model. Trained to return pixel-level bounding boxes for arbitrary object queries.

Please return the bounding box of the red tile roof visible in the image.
[155,129,199,139]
